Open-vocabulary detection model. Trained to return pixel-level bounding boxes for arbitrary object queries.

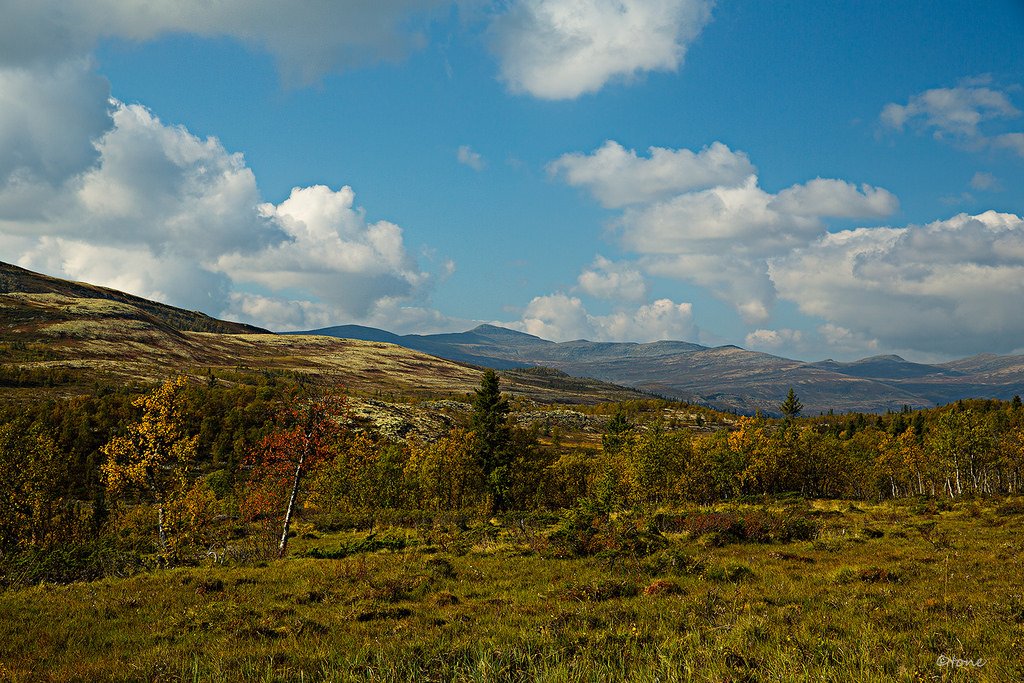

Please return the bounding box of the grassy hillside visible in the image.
[0,261,265,335]
[0,288,650,406]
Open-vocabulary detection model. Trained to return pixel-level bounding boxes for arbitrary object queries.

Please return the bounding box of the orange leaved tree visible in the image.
[241,387,346,558]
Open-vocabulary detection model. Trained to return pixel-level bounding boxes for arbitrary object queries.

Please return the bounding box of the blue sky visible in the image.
[1,1,1023,361]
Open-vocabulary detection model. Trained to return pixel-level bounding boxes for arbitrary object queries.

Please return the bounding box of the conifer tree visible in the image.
[470,369,512,513]
[780,387,803,420]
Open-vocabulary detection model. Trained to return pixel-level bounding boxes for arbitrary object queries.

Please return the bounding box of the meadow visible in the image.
[2,497,1021,682]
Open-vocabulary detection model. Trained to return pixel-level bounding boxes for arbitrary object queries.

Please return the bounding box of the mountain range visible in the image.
[298,324,1024,415]
[0,261,647,406]
[4,259,1023,414]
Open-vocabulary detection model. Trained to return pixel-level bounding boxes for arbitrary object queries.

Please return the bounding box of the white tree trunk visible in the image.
[278,448,306,558]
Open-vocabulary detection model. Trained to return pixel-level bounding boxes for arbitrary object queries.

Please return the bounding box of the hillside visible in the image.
[0,262,649,406]
[302,324,1024,415]
[0,261,266,335]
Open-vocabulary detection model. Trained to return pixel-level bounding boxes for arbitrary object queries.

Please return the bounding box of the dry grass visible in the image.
[1,500,1021,682]
[1,294,649,405]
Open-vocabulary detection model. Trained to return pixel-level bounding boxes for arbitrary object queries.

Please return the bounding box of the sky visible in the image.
[1,0,1023,362]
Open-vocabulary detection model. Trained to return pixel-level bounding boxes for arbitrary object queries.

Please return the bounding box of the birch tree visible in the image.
[101,376,197,553]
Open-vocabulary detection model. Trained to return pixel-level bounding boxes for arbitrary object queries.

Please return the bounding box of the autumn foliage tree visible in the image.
[405,428,483,511]
[101,376,198,554]
[241,386,346,558]
[0,422,69,550]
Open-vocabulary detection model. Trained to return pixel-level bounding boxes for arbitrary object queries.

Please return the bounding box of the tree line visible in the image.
[2,371,1023,578]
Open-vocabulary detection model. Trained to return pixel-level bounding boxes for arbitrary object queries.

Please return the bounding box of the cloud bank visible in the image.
[771,210,1024,356]
[552,140,898,326]
[0,66,442,330]
[514,293,696,343]
[545,138,1024,357]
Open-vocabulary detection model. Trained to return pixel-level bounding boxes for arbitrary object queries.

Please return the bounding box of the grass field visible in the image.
[1,498,1022,682]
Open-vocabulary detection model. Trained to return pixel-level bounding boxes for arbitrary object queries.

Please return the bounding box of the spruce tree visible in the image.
[470,369,512,513]
[779,387,803,419]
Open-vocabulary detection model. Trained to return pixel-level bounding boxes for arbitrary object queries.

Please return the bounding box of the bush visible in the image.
[547,505,666,558]
[303,533,411,559]
[0,538,153,588]
[659,508,819,545]
[705,562,754,583]
[996,498,1024,516]
[644,548,706,576]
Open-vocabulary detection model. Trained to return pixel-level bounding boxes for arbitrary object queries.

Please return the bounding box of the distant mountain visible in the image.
[300,323,1024,415]
[809,355,959,380]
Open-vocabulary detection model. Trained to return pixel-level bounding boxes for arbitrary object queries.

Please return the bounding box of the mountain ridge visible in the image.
[298,323,1024,415]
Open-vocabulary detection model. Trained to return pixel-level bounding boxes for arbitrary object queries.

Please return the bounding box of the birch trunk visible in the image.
[278,446,307,559]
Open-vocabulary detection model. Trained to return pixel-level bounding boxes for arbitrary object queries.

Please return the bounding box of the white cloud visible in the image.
[771,211,1024,355]
[0,68,446,330]
[880,83,1018,137]
[513,293,695,342]
[547,140,899,325]
[770,178,898,218]
[73,102,280,256]
[993,132,1024,157]
[816,324,879,358]
[218,184,431,320]
[0,1,446,84]
[618,174,896,323]
[744,328,803,352]
[548,140,753,207]
[620,175,896,258]
[16,238,232,313]
[575,255,647,301]
[457,145,486,171]
[881,80,1024,157]
[490,0,713,99]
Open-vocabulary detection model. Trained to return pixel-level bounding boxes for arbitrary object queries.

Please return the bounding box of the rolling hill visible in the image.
[0,261,649,406]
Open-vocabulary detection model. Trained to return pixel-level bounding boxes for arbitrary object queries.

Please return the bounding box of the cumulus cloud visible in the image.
[770,178,898,219]
[993,132,1024,157]
[218,184,430,320]
[816,324,879,358]
[770,211,1024,355]
[549,140,899,327]
[0,70,444,329]
[490,0,713,99]
[74,102,280,256]
[620,175,896,257]
[457,145,486,171]
[16,238,232,313]
[619,174,896,323]
[514,293,696,342]
[3,95,282,312]
[575,255,647,301]
[548,140,753,207]
[0,1,446,84]
[0,60,112,221]
[881,80,1024,157]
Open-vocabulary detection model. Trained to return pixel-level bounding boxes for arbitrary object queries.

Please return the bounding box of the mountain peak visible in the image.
[469,324,547,341]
